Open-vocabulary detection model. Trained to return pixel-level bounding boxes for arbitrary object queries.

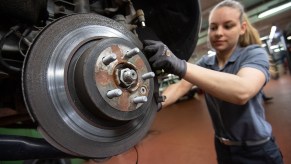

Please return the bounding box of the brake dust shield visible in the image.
[22,14,158,158]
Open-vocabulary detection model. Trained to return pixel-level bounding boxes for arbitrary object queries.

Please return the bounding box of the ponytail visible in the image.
[239,13,262,47]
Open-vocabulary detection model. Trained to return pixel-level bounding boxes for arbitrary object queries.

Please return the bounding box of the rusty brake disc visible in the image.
[22,14,158,158]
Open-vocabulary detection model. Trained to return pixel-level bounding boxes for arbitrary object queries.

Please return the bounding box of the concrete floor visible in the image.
[86,72,291,164]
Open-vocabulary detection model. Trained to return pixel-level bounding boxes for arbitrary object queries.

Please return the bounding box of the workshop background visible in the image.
[0,0,290,163]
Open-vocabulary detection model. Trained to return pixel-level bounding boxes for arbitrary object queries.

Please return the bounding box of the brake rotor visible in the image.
[22,14,158,158]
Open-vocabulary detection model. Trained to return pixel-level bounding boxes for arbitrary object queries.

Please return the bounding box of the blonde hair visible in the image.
[210,0,261,47]
[239,13,262,46]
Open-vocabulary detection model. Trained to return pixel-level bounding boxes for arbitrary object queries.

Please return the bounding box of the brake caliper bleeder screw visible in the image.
[124,48,139,59]
[133,96,148,104]
[102,53,117,65]
[142,72,155,80]
[107,89,122,99]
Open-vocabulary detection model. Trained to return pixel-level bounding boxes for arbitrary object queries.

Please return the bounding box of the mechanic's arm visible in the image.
[144,40,266,105]
[162,79,193,108]
[183,63,266,105]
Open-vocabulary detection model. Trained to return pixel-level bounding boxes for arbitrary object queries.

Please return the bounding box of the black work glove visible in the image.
[143,40,187,78]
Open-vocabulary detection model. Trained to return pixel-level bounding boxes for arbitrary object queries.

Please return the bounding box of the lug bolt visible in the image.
[102,53,117,65]
[124,48,139,59]
[133,96,148,104]
[107,89,122,99]
[142,72,155,80]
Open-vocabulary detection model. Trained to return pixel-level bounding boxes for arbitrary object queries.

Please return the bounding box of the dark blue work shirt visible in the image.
[196,44,272,141]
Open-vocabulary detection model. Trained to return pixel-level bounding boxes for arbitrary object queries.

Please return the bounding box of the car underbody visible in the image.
[0,0,201,161]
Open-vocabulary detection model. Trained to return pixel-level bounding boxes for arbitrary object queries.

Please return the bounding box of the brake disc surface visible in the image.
[22,14,158,158]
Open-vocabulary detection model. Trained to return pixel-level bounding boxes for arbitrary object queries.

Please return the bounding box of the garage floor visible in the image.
[87,72,291,164]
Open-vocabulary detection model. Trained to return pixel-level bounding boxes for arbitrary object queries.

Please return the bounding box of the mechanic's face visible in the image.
[208,7,246,54]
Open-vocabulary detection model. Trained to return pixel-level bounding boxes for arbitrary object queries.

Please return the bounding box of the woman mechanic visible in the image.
[143,0,284,163]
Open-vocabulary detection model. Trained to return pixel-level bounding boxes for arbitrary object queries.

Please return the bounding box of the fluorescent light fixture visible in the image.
[258,2,291,18]
[269,26,277,40]
[287,36,291,40]
[274,48,280,53]
[270,45,279,49]
[260,36,269,40]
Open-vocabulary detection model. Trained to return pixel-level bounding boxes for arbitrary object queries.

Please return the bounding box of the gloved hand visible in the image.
[143,40,187,78]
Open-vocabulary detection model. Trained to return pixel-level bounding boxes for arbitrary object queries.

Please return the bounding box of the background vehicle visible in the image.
[0,0,201,161]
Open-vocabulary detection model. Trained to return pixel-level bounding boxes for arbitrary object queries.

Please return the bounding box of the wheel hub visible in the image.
[73,37,154,121]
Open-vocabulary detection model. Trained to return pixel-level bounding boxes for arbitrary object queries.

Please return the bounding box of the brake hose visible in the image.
[0,25,22,72]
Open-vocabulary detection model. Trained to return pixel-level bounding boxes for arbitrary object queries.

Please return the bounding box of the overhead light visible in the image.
[260,36,269,41]
[274,48,280,53]
[287,36,291,40]
[269,26,277,40]
[258,2,291,18]
[270,45,279,49]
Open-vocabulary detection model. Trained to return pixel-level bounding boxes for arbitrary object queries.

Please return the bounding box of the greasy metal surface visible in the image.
[22,14,157,158]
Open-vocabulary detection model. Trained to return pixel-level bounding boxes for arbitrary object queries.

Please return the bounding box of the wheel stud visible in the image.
[142,72,155,80]
[124,48,139,59]
[102,54,117,65]
[107,89,122,99]
[133,96,148,104]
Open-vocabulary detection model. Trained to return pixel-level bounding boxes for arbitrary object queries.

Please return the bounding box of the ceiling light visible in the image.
[274,48,280,53]
[269,26,277,40]
[287,36,291,40]
[270,45,279,50]
[258,2,291,18]
[260,36,269,41]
